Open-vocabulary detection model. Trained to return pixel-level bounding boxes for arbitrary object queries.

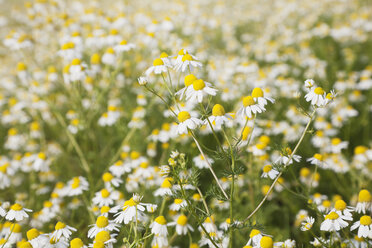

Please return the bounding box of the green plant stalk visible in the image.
[244,109,317,222]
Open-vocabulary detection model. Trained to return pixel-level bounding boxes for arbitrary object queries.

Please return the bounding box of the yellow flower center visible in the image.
[123,198,137,209]
[358,189,371,202]
[155,216,167,225]
[71,177,80,189]
[360,216,372,226]
[43,201,53,208]
[96,216,109,228]
[55,221,66,230]
[101,189,110,198]
[160,52,168,58]
[212,104,225,116]
[314,87,325,95]
[102,172,114,182]
[38,152,46,160]
[140,162,149,168]
[331,138,341,145]
[252,88,264,98]
[70,238,84,248]
[178,111,191,123]
[242,96,255,107]
[322,200,331,208]
[120,40,128,45]
[95,230,110,242]
[71,58,81,65]
[355,146,367,155]
[334,200,346,211]
[130,151,140,159]
[313,153,323,161]
[106,47,114,54]
[182,54,193,61]
[161,177,173,188]
[0,163,8,173]
[249,229,261,238]
[177,215,188,226]
[27,229,40,240]
[263,165,272,173]
[20,241,33,248]
[193,79,205,90]
[93,241,105,248]
[12,223,22,233]
[11,203,23,211]
[325,212,339,220]
[260,236,273,248]
[91,54,100,64]
[153,58,164,66]
[300,168,310,177]
[101,206,110,214]
[174,199,183,204]
[184,74,197,86]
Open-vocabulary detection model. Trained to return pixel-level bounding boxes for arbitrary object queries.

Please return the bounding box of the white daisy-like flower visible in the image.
[65,176,89,196]
[109,160,132,178]
[175,74,198,100]
[325,138,348,153]
[355,190,371,214]
[150,216,168,236]
[27,229,50,248]
[92,189,120,207]
[275,148,301,165]
[304,86,326,107]
[301,217,315,231]
[145,58,170,75]
[112,196,147,224]
[261,165,279,180]
[193,154,214,169]
[5,203,32,221]
[51,222,77,240]
[174,53,202,72]
[206,104,232,128]
[169,199,187,211]
[102,172,123,189]
[168,214,194,235]
[154,177,174,197]
[185,79,217,103]
[101,47,116,66]
[307,153,327,168]
[114,40,135,53]
[251,87,275,109]
[351,215,372,238]
[237,95,265,119]
[87,216,119,239]
[175,111,203,135]
[320,211,348,232]
[304,79,315,89]
[90,230,117,248]
[333,199,354,221]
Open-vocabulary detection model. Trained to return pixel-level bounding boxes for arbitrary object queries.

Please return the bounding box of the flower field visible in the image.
[0,0,372,247]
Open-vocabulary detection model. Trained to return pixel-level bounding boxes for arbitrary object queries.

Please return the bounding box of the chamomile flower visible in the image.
[70,238,87,248]
[87,216,119,239]
[251,87,275,108]
[5,203,32,221]
[92,189,120,207]
[206,104,232,128]
[237,95,265,119]
[333,199,354,221]
[355,189,371,214]
[154,177,174,196]
[301,217,315,231]
[185,79,217,103]
[150,216,168,236]
[304,79,315,89]
[351,216,372,238]
[168,214,194,235]
[175,74,198,100]
[114,40,135,53]
[193,154,214,169]
[169,199,187,211]
[261,165,279,179]
[275,147,301,165]
[27,228,49,248]
[65,176,89,196]
[304,86,326,106]
[51,221,77,240]
[320,211,348,232]
[113,195,147,224]
[174,53,202,72]
[175,111,203,135]
[146,58,169,75]
[307,153,327,168]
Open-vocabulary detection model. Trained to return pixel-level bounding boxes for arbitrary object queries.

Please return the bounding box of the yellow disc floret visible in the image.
[325,212,339,220]
[153,58,164,66]
[360,216,372,226]
[243,96,255,107]
[184,74,197,86]
[193,79,205,90]
[314,87,325,95]
[358,189,371,202]
[252,88,264,98]
[212,104,225,116]
[96,216,109,228]
[178,111,191,123]
[155,216,167,225]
